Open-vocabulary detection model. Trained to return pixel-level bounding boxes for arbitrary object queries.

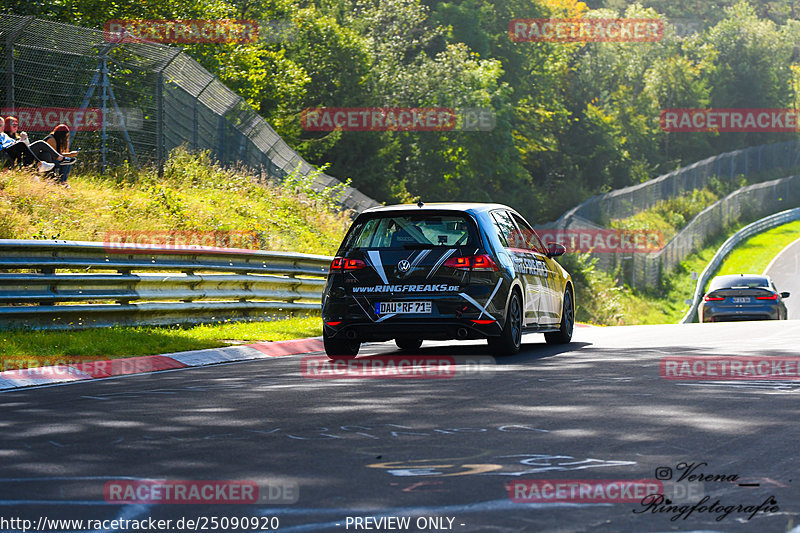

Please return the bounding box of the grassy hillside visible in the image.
[0,148,355,363]
[0,148,352,254]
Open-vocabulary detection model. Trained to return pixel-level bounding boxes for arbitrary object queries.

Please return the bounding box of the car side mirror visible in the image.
[781,292,790,299]
[547,242,566,258]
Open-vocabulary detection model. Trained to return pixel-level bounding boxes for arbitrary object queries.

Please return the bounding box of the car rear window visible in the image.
[708,276,769,290]
[344,214,475,249]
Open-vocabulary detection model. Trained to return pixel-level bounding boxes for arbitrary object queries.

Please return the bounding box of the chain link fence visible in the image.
[557,140,800,225]
[0,15,378,213]
[544,141,800,288]
[562,175,800,288]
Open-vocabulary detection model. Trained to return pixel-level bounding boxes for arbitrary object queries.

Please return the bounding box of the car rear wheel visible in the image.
[545,290,573,345]
[324,330,360,359]
[488,291,522,355]
[395,338,423,351]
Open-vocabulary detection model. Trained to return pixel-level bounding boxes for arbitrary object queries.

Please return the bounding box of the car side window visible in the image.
[490,210,516,248]
[510,212,545,254]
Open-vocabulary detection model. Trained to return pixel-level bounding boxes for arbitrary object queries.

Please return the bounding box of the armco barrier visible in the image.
[680,207,800,323]
[0,239,333,330]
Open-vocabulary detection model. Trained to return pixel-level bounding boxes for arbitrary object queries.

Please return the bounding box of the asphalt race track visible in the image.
[764,236,800,319]
[1,321,799,533]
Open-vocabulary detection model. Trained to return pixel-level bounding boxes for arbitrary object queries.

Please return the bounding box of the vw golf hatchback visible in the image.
[321,203,574,358]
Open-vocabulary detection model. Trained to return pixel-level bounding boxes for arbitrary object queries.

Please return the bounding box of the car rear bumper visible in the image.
[701,307,779,322]
[323,319,502,342]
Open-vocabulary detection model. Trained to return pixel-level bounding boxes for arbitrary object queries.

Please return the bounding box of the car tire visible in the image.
[488,291,522,355]
[395,338,423,351]
[545,289,573,345]
[324,330,360,360]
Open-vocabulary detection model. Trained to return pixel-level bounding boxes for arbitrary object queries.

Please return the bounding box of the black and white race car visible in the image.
[321,203,574,358]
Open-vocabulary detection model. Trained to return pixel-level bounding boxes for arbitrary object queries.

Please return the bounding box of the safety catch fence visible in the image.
[0,15,378,213]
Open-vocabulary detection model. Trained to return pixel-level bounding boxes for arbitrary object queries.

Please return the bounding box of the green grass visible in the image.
[0,148,346,364]
[0,315,322,369]
[614,229,741,325]
[714,220,800,279]
[0,147,352,254]
[608,188,723,242]
[569,173,799,325]
[575,219,800,325]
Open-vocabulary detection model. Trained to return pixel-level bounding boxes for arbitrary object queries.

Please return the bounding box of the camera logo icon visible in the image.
[655,466,673,480]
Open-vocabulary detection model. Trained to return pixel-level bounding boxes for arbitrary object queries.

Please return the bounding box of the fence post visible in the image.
[194,78,215,150]
[4,17,34,110]
[155,49,182,177]
[156,71,165,176]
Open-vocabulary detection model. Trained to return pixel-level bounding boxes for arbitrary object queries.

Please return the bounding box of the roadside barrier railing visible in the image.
[0,239,333,330]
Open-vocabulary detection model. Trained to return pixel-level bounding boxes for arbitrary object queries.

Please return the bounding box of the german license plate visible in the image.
[376,301,432,314]
[732,297,750,303]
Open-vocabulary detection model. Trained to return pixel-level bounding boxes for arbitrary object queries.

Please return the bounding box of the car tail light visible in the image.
[756,293,778,300]
[471,319,496,324]
[444,254,498,271]
[444,256,471,270]
[325,321,342,326]
[703,295,725,301]
[330,257,366,272]
[472,255,498,271]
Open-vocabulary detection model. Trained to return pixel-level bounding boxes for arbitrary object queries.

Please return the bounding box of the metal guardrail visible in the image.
[0,239,333,330]
[679,207,800,324]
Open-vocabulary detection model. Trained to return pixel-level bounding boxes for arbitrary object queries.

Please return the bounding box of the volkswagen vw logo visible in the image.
[397,260,411,273]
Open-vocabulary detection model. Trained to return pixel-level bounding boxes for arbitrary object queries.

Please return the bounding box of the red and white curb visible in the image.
[0,325,597,392]
[0,337,325,392]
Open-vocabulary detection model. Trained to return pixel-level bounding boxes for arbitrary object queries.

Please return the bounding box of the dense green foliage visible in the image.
[7,0,800,223]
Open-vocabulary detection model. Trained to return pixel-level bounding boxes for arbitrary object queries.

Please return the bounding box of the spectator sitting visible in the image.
[3,116,29,145]
[0,116,55,173]
[29,123,77,187]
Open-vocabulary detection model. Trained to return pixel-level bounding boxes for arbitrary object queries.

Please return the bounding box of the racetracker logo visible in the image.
[533,229,664,253]
[509,18,663,42]
[301,355,495,379]
[509,479,663,503]
[103,19,259,44]
[660,108,800,132]
[103,230,261,254]
[0,357,156,379]
[661,356,800,380]
[1,107,143,132]
[300,107,495,131]
[103,480,298,504]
